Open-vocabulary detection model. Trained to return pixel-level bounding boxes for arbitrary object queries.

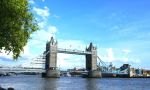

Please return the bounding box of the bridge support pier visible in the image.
[88,70,101,78]
[46,68,60,78]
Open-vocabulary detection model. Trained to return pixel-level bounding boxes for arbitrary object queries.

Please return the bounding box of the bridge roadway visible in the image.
[57,48,91,55]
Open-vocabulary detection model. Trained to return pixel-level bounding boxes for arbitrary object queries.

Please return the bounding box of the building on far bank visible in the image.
[142,69,150,76]
[129,68,136,77]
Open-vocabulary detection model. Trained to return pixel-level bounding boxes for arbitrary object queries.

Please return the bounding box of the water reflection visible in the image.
[1,75,150,90]
[42,78,59,90]
[40,77,100,90]
[86,78,99,90]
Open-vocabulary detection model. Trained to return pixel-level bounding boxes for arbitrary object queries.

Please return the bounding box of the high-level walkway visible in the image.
[57,48,91,55]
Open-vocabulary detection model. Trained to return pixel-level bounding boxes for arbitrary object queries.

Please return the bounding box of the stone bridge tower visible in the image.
[86,43,101,78]
[45,37,60,77]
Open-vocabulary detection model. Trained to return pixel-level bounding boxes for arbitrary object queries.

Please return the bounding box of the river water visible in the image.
[0,75,150,90]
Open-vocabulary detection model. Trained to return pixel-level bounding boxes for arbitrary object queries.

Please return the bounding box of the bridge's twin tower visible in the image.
[45,37,101,78]
[85,43,101,77]
[45,37,60,77]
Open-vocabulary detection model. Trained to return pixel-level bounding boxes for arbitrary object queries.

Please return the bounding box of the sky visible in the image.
[0,0,150,70]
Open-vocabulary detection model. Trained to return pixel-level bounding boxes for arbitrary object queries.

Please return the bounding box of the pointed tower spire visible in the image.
[50,37,55,45]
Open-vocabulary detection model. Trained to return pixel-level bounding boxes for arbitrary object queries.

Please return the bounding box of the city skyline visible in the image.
[0,0,150,70]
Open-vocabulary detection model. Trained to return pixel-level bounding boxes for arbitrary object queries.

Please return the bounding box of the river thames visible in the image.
[0,75,150,90]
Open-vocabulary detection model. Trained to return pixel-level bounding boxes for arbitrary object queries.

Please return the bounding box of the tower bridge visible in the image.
[44,37,101,78]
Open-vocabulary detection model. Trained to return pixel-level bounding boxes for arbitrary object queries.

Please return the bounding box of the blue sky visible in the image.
[0,0,150,70]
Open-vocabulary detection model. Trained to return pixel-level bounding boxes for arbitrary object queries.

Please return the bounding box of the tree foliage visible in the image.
[0,0,38,59]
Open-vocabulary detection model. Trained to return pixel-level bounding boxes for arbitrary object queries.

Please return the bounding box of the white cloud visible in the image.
[20,45,33,58]
[27,30,55,53]
[33,6,50,17]
[48,26,58,34]
[38,21,45,29]
[98,48,141,68]
[31,25,58,41]
[106,48,115,61]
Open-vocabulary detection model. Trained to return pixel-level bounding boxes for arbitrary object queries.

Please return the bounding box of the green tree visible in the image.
[0,0,38,59]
